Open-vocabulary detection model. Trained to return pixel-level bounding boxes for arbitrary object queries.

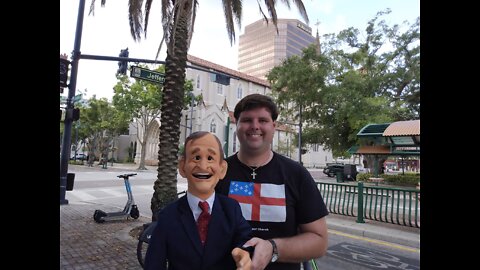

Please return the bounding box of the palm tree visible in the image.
[90,0,309,220]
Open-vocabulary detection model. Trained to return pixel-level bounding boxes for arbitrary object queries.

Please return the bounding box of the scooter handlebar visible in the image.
[117,173,137,179]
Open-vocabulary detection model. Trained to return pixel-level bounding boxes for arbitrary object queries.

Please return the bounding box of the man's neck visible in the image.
[237,150,273,167]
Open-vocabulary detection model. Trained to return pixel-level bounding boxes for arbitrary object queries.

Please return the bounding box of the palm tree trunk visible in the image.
[151,8,190,220]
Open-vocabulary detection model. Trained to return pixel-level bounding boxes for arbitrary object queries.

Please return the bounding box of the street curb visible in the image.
[326,215,420,249]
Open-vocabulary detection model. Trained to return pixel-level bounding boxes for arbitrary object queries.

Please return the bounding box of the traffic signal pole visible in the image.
[60,0,235,205]
[60,0,86,204]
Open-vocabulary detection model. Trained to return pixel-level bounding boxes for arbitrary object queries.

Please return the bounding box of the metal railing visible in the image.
[316,181,420,228]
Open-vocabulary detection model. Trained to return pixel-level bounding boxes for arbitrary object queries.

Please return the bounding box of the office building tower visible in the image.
[238,18,316,79]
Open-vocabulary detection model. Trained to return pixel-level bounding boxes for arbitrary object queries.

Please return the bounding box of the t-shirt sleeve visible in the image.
[295,167,329,224]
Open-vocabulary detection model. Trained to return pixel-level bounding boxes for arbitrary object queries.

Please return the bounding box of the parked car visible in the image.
[323,163,345,177]
[70,153,87,160]
[323,163,358,181]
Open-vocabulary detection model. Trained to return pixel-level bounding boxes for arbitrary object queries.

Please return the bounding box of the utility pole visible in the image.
[224,116,230,157]
[60,0,86,204]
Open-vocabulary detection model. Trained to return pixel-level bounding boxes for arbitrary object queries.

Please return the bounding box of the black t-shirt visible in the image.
[215,152,329,270]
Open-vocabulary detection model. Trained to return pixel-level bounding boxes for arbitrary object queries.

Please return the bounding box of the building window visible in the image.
[210,119,217,133]
[217,84,223,95]
[237,84,243,99]
[196,75,201,89]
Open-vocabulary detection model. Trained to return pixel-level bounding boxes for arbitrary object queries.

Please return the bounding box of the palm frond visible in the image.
[222,0,243,45]
[88,0,107,16]
[144,0,154,38]
[290,0,309,24]
[128,0,144,41]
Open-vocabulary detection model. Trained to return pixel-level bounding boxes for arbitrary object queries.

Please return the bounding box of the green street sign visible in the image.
[73,94,82,103]
[130,66,165,84]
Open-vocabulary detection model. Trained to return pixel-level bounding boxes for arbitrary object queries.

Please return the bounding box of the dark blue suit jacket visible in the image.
[144,193,252,270]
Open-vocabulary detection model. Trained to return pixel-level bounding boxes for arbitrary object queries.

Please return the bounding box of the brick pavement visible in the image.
[60,202,150,269]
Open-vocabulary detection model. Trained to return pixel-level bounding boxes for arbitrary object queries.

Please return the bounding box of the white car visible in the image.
[70,153,87,160]
[356,165,366,173]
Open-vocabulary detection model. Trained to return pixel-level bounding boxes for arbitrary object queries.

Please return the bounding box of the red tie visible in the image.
[197,201,211,246]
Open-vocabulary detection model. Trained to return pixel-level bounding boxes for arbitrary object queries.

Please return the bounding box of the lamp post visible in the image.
[224,115,230,157]
[74,121,79,161]
[298,103,303,165]
[188,92,195,135]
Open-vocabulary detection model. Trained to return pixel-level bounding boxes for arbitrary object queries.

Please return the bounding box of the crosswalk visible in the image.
[67,183,188,203]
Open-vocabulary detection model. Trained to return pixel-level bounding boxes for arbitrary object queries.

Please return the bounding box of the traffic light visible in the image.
[72,108,80,121]
[117,48,129,75]
[64,108,80,121]
[60,57,70,88]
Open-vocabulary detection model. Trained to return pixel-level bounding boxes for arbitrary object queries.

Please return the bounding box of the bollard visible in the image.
[66,173,75,191]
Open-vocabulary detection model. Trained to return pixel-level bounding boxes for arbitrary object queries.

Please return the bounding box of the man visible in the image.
[145,131,252,270]
[216,94,329,270]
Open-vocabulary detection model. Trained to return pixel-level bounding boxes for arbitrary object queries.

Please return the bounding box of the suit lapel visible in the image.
[178,196,204,255]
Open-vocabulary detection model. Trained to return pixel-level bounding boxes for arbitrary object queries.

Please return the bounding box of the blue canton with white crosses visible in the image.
[229,181,254,196]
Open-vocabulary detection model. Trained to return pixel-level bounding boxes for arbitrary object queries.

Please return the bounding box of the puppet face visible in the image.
[179,133,227,200]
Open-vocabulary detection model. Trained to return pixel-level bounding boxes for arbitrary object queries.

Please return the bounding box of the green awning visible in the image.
[357,123,391,137]
[347,145,359,155]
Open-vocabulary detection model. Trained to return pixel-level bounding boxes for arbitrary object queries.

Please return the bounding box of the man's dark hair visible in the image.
[182,131,225,159]
[233,94,279,121]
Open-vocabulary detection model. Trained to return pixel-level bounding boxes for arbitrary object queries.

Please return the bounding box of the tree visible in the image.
[91,0,310,219]
[112,65,164,170]
[268,10,419,158]
[80,96,129,164]
[112,65,194,170]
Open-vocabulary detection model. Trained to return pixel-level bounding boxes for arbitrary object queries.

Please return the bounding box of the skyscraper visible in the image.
[238,18,316,79]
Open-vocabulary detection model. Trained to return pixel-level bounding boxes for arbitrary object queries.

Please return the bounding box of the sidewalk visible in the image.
[60,163,419,269]
[60,202,419,269]
[60,202,148,269]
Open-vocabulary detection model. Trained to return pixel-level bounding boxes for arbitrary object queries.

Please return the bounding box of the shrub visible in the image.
[357,172,420,187]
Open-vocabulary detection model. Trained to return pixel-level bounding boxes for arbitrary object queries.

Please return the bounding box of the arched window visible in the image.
[210,119,217,133]
[237,84,243,99]
[217,84,223,95]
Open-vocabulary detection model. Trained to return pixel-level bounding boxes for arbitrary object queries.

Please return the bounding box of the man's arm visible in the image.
[245,217,328,270]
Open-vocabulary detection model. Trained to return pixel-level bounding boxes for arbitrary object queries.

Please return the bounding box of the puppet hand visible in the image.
[232,247,252,270]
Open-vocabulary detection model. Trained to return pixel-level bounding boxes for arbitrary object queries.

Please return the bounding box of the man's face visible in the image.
[179,134,227,199]
[236,107,276,153]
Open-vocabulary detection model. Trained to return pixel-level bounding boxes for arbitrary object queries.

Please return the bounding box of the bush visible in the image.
[357,172,420,187]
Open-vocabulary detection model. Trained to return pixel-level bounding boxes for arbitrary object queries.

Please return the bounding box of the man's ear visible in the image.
[218,160,228,179]
[178,158,187,178]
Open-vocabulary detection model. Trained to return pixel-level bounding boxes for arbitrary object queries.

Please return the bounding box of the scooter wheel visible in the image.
[93,210,106,223]
[130,205,140,219]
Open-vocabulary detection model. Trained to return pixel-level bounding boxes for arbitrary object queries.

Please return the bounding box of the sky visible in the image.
[60,0,419,101]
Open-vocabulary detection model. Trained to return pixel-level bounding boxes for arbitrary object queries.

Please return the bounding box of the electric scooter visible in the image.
[93,173,140,223]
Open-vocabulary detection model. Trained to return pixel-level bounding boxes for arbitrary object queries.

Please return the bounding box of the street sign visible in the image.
[73,94,82,103]
[130,66,165,84]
